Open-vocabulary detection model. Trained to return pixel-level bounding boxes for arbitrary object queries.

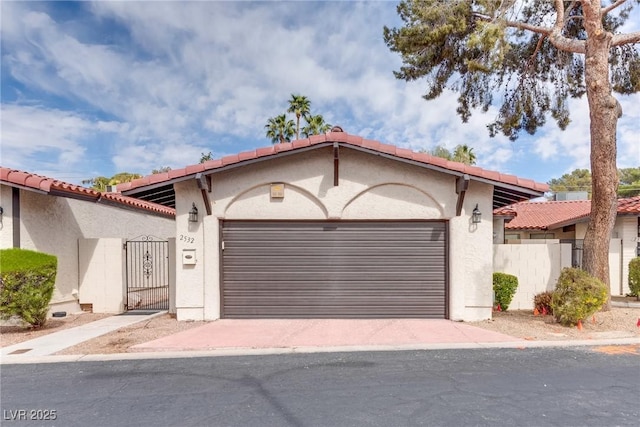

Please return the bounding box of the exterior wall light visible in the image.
[188,203,198,223]
[472,204,482,224]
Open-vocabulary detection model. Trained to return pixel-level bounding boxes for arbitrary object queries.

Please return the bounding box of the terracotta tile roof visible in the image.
[617,195,640,214]
[117,131,549,197]
[0,167,175,218]
[495,200,591,230]
[494,196,640,230]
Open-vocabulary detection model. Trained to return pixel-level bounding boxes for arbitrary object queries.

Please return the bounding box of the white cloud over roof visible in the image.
[1,1,638,183]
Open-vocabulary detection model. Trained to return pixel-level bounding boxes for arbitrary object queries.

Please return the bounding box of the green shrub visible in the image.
[628,257,640,298]
[551,268,608,326]
[533,291,554,315]
[493,272,518,311]
[0,249,57,328]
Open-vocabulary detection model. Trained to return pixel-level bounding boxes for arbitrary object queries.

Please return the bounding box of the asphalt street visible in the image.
[1,346,638,427]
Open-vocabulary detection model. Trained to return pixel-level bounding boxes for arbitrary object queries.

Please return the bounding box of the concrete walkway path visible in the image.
[1,311,164,358]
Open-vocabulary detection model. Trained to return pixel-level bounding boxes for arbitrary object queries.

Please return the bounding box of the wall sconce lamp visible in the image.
[472,204,482,224]
[188,203,198,223]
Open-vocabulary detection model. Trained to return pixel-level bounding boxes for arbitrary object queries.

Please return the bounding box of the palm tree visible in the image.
[452,145,476,165]
[301,114,332,138]
[151,166,172,174]
[429,145,453,160]
[82,176,110,191]
[287,94,311,140]
[82,172,142,191]
[200,152,213,163]
[265,114,295,144]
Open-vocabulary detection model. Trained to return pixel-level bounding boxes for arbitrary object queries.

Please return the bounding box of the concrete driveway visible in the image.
[131,318,522,352]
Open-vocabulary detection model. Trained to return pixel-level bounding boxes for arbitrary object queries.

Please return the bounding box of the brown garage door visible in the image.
[221,221,447,318]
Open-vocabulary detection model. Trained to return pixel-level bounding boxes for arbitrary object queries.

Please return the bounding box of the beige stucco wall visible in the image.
[614,216,638,295]
[504,228,579,241]
[0,185,15,248]
[493,218,505,244]
[1,186,175,313]
[78,238,125,313]
[173,147,494,322]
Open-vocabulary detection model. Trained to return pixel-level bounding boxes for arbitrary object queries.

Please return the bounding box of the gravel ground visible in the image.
[2,307,639,355]
[470,307,640,340]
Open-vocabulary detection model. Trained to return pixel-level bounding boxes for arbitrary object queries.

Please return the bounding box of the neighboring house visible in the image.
[493,197,640,296]
[118,129,547,322]
[0,168,176,314]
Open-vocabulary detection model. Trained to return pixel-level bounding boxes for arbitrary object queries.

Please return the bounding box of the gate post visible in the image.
[168,237,176,314]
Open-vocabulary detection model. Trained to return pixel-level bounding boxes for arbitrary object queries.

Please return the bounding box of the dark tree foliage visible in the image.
[383,0,640,140]
[384,0,640,305]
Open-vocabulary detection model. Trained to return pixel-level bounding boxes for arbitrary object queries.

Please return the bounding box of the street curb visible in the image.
[2,337,639,365]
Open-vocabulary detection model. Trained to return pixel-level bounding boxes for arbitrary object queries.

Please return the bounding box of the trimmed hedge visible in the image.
[0,248,57,327]
[629,257,640,298]
[493,272,518,311]
[551,268,608,326]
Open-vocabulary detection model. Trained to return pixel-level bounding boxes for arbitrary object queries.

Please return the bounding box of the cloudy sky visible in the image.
[1,1,639,186]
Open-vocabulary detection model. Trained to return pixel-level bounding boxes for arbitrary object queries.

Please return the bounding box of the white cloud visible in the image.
[1,105,98,174]
[1,1,638,185]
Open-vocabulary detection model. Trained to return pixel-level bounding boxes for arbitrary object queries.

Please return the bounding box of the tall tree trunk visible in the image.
[581,3,620,311]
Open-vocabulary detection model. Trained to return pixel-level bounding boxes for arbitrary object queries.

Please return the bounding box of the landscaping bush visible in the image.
[628,257,640,298]
[533,291,554,315]
[0,248,57,328]
[551,268,608,326]
[493,272,518,311]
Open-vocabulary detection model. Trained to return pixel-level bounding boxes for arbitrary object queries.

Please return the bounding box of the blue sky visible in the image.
[1,1,639,185]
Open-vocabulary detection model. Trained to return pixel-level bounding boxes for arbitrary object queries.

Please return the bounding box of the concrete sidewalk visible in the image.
[1,311,164,358]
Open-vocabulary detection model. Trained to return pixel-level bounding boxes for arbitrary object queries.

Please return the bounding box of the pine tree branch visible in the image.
[547,0,586,54]
[602,0,629,15]
[475,3,586,54]
[612,31,640,46]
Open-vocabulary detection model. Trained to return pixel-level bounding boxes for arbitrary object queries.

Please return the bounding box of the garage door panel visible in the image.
[224,274,444,283]
[222,221,447,319]
[226,306,446,318]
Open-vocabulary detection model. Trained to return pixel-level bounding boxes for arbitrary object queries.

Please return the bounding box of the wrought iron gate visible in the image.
[125,236,169,311]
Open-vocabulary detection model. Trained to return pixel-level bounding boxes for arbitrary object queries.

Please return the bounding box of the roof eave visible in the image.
[122,144,329,196]
[96,198,175,219]
[0,181,48,195]
[121,142,546,204]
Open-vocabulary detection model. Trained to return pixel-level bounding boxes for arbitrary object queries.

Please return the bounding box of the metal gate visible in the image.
[125,236,169,311]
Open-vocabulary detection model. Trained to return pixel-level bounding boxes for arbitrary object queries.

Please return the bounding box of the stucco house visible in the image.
[118,129,547,322]
[493,197,640,296]
[0,167,175,314]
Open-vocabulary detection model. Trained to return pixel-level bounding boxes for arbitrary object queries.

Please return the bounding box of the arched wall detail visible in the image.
[341,182,445,219]
[223,182,328,219]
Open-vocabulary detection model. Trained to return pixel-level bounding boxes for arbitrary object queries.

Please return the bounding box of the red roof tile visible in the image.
[617,195,640,214]
[117,130,549,196]
[0,167,175,218]
[495,200,591,230]
[494,196,640,230]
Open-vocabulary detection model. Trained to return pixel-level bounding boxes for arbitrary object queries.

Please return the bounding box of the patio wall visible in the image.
[493,242,572,310]
[494,239,624,310]
[78,237,176,314]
